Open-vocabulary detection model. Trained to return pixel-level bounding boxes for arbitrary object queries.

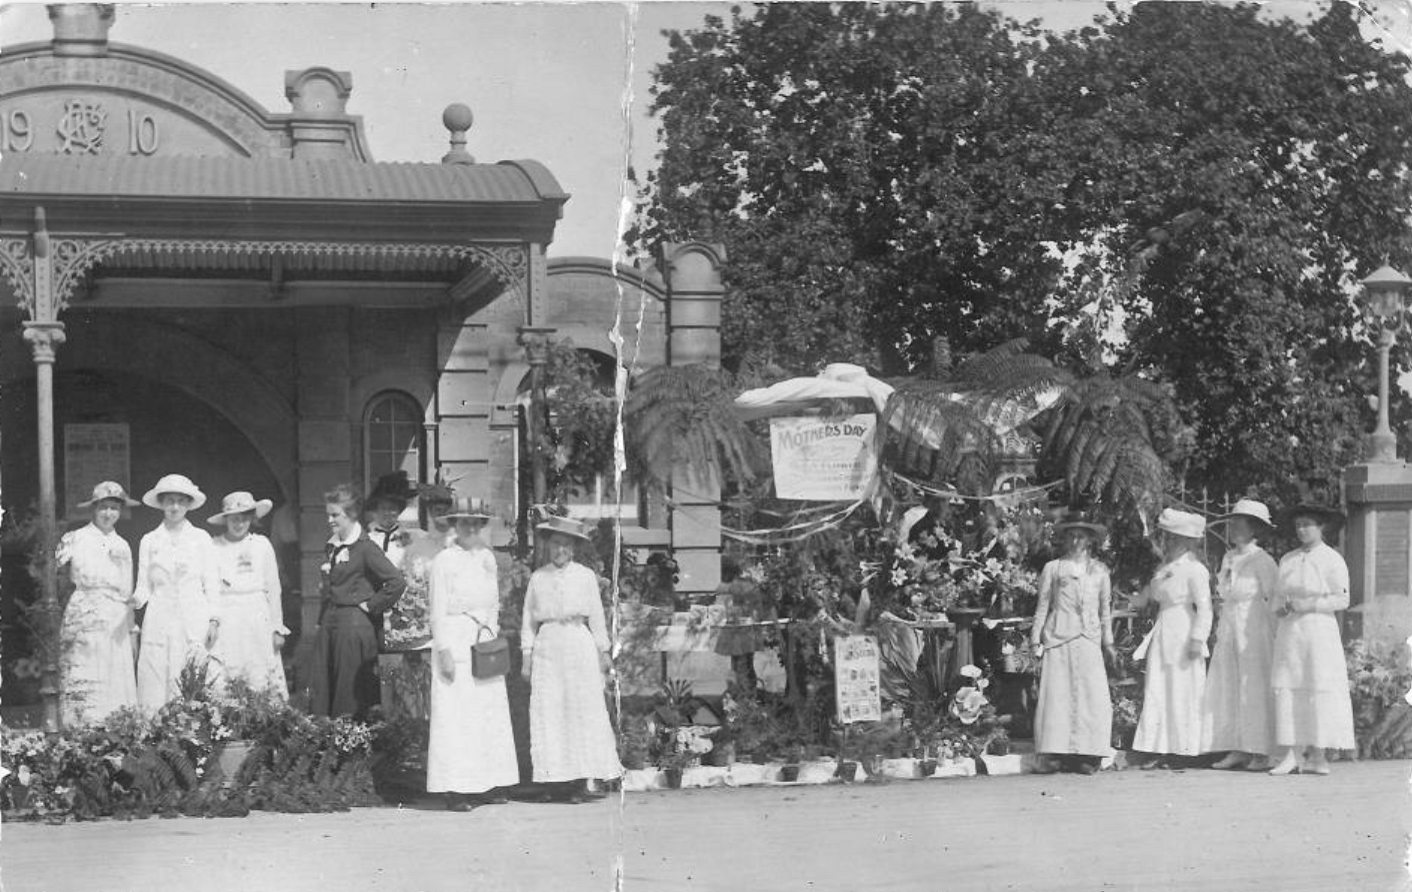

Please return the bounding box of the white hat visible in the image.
[1157,508,1206,539]
[141,474,207,511]
[207,491,274,525]
[77,481,139,509]
[536,515,590,541]
[1217,499,1273,529]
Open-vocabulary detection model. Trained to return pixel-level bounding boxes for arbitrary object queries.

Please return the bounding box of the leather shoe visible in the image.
[1076,761,1098,776]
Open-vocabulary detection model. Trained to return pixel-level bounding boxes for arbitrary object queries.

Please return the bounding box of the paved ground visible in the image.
[3,760,1411,892]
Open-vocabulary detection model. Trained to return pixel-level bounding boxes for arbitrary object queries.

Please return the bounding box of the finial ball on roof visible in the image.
[443,103,475,133]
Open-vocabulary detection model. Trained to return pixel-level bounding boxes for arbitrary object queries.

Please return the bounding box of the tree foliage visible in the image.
[633,2,1412,502]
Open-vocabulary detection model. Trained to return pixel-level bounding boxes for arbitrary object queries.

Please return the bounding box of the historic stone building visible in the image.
[0,5,723,682]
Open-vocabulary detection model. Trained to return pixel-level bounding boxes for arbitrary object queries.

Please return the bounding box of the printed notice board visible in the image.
[834,634,882,724]
[64,424,130,519]
[770,414,876,501]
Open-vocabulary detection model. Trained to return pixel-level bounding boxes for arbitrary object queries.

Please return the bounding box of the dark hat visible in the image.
[1284,502,1346,528]
[368,471,417,509]
[1053,509,1107,540]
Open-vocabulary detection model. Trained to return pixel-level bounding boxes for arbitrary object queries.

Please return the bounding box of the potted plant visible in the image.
[779,743,804,782]
[703,725,736,768]
[659,725,713,788]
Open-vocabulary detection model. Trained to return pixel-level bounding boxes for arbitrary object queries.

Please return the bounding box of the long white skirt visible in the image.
[60,589,137,725]
[1201,600,1274,755]
[209,591,286,698]
[1271,613,1355,750]
[1134,612,1207,756]
[529,623,622,782]
[1035,636,1113,757]
[427,647,521,794]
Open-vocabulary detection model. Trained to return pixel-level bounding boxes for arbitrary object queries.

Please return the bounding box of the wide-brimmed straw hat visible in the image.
[536,515,590,541]
[437,496,493,521]
[206,491,274,525]
[1157,508,1206,539]
[142,474,206,510]
[77,481,140,509]
[1053,509,1108,541]
[1215,499,1274,530]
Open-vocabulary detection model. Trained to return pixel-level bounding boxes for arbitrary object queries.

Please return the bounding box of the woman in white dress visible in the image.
[1202,499,1278,771]
[1132,508,1213,769]
[427,497,520,811]
[56,481,140,726]
[520,516,621,802]
[208,491,287,697]
[134,473,220,713]
[1030,513,1116,775]
[1268,502,1355,776]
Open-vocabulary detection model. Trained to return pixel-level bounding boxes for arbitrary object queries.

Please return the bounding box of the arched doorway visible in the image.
[0,368,296,708]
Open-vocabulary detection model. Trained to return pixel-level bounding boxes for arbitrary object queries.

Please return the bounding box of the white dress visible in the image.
[56,524,138,725]
[1032,558,1114,758]
[521,561,622,782]
[1270,543,1355,750]
[1201,543,1277,755]
[134,520,219,713]
[209,533,287,697]
[426,542,520,794]
[1133,552,1212,756]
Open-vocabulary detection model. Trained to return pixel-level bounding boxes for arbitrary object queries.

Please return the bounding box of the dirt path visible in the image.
[3,760,1410,892]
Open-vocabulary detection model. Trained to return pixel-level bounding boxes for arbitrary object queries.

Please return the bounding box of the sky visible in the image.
[0,1,1405,261]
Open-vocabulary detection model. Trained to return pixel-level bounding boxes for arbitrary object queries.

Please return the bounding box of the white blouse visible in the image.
[56,523,133,602]
[519,561,610,655]
[211,532,287,635]
[1273,542,1349,615]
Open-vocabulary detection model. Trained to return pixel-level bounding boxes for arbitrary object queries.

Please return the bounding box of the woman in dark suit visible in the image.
[307,483,406,719]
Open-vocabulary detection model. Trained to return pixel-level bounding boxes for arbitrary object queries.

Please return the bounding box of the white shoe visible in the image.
[1268,755,1299,776]
[1212,752,1248,770]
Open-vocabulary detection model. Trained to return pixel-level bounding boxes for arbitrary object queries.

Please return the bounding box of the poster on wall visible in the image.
[64,424,131,519]
[834,634,882,724]
[769,414,877,501]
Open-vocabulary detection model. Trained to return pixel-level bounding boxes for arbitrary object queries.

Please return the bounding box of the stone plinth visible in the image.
[1344,459,1412,645]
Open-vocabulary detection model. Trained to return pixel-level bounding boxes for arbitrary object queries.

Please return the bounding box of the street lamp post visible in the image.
[1359,264,1412,464]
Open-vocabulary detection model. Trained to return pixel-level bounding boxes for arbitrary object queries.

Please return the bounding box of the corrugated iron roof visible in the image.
[0,154,567,205]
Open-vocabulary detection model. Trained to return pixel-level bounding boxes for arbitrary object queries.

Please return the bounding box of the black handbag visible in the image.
[470,618,510,679]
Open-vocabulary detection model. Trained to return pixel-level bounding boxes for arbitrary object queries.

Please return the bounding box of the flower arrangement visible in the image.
[0,666,386,823]
[383,532,443,651]
[658,725,715,771]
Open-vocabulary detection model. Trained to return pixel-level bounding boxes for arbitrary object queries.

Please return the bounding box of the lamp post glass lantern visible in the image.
[1360,264,1412,463]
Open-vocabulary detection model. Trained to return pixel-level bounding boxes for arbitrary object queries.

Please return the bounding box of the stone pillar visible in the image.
[1344,461,1412,646]
[662,242,726,598]
[294,307,353,669]
[434,310,496,524]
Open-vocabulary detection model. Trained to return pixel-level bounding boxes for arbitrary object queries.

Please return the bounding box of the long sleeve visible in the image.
[1031,562,1054,648]
[261,537,287,635]
[429,552,452,651]
[362,543,407,614]
[133,533,152,609]
[520,573,540,655]
[1188,564,1213,644]
[585,571,611,654]
[1254,552,1279,606]
[1098,570,1113,647]
[1312,550,1351,613]
[196,532,219,625]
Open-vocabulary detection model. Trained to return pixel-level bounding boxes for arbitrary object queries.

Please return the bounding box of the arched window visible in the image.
[364,391,423,493]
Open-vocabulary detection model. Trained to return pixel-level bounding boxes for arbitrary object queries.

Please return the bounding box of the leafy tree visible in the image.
[633,2,1412,504]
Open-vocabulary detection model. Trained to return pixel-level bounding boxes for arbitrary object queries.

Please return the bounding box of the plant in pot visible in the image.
[659,725,713,789]
[779,743,805,782]
[703,724,736,768]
